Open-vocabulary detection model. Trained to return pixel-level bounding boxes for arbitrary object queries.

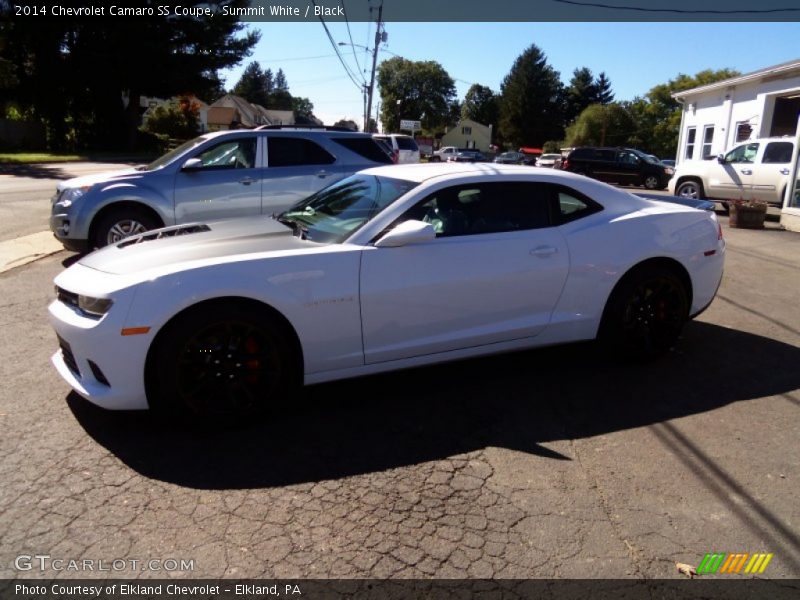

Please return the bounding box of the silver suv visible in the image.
[50,127,393,251]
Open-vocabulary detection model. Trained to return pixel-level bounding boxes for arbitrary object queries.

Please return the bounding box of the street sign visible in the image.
[400,119,421,132]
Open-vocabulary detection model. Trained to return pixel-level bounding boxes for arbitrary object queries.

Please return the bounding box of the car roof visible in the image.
[360,162,584,183]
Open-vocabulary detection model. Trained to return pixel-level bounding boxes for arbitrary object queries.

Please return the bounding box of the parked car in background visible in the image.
[447,150,487,163]
[668,137,795,207]
[494,151,533,165]
[50,127,393,251]
[536,153,562,168]
[372,133,420,164]
[429,146,460,162]
[49,163,724,418]
[560,146,674,190]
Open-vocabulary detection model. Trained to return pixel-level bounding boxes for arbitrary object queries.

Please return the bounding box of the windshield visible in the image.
[143,135,210,171]
[278,174,418,244]
[634,151,660,165]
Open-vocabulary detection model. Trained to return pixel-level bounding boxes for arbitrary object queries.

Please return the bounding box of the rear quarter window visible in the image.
[333,137,393,164]
[395,136,418,151]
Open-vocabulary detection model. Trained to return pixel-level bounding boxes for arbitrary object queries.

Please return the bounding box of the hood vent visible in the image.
[117,224,211,248]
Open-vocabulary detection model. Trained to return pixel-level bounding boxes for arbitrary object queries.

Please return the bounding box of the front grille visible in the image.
[56,286,80,310]
[57,335,80,377]
[117,223,211,248]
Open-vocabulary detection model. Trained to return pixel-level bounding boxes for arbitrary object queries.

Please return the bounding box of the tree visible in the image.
[333,119,359,131]
[233,62,271,107]
[292,97,318,124]
[564,103,635,147]
[461,84,499,127]
[625,68,739,158]
[366,117,378,133]
[565,67,597,123]
[377,57,456,134]
[594,72,614,104]
[140,96,201,141]
[269,69,293,110]
[498,44,565,148]
[0,1,259,151]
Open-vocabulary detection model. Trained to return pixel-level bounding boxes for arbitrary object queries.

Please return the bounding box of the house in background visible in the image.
[672,59,800,232]
[672,59,800,164]
[440,119,492,152]
[207,94,295,130]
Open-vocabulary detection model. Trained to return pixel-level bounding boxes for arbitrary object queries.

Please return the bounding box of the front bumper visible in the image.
[48,275,151,410]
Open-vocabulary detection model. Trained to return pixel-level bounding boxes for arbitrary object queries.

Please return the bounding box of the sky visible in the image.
[218,22,800,129]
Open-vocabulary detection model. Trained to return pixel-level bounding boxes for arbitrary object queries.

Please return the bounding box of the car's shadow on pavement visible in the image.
[68,321,800,490]
[0,163,74,179]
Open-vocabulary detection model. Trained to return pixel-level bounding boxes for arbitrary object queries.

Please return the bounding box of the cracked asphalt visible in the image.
[0,215,798,581]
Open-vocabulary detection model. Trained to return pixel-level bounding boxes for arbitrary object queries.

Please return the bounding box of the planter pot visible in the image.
[729,203,767,229]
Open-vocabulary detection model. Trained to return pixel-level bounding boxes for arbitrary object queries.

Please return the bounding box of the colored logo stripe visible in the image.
[744,553,774,574]
[698,552,774,575]
[698,553,726,574]
[720,553,749,573]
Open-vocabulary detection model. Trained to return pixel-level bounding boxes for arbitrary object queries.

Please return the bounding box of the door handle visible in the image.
[316,171,329,178]
[239,177,256,185]
[739,169,752,175]
[780,168,790,175]
[530,245,558,257]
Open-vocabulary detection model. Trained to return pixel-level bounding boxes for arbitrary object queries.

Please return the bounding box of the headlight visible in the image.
[78,295,113,317]
[55,186,92,208]
[664,167,675,175]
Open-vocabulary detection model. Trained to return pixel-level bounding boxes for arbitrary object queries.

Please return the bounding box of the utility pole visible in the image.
[365,2,383,133]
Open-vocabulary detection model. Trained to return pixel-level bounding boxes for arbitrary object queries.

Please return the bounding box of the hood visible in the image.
[79,216,317,275]
[57,168,142,192]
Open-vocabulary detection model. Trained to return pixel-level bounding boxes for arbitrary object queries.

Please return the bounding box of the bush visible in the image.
[140,96,200,141]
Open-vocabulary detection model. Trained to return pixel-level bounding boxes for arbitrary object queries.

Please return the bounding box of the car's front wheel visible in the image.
[599,265,689,358]
[147,303,298,420]
[676,179,705,200]
[643,174,662,190]
[93,207,160,248]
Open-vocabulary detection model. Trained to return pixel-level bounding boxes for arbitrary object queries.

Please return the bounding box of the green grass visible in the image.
[0,153,88,164]
[0,151,157,164]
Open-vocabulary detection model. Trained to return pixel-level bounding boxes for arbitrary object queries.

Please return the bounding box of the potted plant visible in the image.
[728,197,767,229]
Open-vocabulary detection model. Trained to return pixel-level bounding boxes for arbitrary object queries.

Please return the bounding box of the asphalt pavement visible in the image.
[0,212,798,581]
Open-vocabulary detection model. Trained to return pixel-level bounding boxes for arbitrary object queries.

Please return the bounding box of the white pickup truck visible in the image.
[669,137,796,207]
[429,146,460,162]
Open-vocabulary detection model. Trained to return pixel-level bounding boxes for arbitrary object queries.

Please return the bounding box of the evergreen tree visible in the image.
[565,67,597,123]
[275,69,288,91]
[594,72,614,104]
[498,44,565,148]
[461,84,499,127]
[233,62,270,107]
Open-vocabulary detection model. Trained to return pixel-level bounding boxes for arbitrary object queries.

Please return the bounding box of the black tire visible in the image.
[147,303,299,420]
[429,155,441,162]
[599,265,689,359]
[643,174,662,190]
[719,202,730,215]
[92,207,160,248]
[675,179,705,200]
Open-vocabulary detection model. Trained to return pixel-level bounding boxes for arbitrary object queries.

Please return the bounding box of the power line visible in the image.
[340,0,363,78]
[550,0,800,13]
[312,0,365,92]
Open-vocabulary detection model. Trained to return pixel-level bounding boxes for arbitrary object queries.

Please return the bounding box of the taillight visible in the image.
[718,221,723,240]
[561,158,570,170]
[392,150,399,164]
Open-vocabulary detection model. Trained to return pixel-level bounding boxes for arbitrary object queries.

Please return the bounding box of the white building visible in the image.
[673,59,800,163]
[673,59,800,231]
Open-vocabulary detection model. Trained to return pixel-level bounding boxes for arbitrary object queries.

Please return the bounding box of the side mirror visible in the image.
[181,157,203,171]
[716,154,725,164]
[374,220,436,248]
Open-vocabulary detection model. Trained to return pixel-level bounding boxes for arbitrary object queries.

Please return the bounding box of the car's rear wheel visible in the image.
[643,174,662,190]
[148,303,297,420]
[599,265,689,358]
[676,179,705,200]
[429,155,441,162]
[93,207,160,248]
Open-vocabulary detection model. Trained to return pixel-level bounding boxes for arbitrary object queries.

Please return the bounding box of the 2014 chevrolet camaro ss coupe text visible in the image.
[50,164,725,418]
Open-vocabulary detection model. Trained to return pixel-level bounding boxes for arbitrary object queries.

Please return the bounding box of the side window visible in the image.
[702,126,714,158]
[762,142,793,164]
[725,143,759,164]
[194,138,256,170]
[401,182,551,237]
[551,184,603,223]
[685,127,696,159]
[597,150,616,161]
[267,137,335,167]
[617,151,639,165]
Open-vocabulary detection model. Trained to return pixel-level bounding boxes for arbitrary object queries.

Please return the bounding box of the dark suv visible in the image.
[560,147,674,190]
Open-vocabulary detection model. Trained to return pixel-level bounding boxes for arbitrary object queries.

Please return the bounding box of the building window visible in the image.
[462,126,472,135]
[702,126,714,158]
[685,127,696,160]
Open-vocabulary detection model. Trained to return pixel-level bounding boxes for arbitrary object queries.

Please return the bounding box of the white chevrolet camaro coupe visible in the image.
[50,164,725,418]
